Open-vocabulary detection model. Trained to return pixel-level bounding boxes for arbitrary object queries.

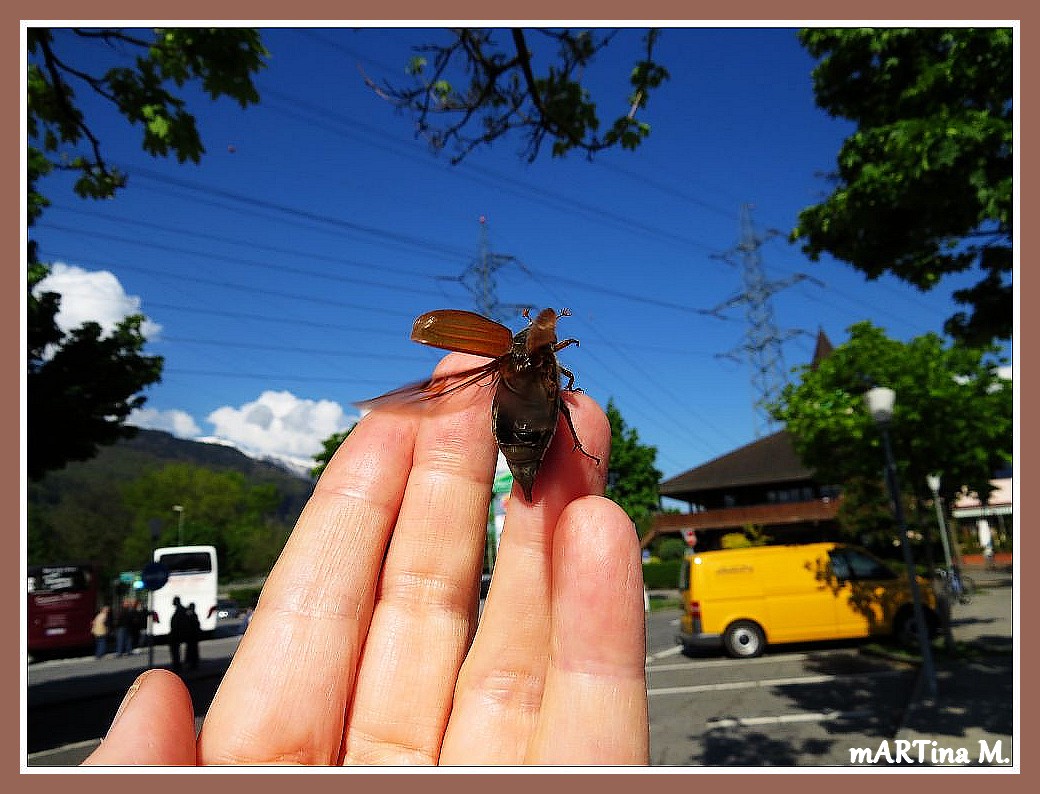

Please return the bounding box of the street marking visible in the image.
[26,738,100,762]
[647,669,903,696]
[647,652,817,672]
[705,709,874,728]
[645,645,684,665]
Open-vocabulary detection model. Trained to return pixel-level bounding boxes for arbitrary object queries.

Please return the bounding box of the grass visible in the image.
[648,596,682,612]
[862,638,1012,664]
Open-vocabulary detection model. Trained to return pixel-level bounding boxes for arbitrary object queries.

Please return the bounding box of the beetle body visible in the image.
[359,308,598,502]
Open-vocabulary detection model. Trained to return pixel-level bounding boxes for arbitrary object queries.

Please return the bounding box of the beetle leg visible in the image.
[559,399,601,465]
[559,365,584,393]
[554,338,579,352]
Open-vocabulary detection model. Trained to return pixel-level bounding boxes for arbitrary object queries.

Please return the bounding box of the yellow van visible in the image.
[676,542,938,658]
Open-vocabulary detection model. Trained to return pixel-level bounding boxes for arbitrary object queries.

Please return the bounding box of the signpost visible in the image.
[140,561,169,668]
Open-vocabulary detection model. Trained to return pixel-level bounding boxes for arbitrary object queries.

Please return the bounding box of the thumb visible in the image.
[83,669,198,766]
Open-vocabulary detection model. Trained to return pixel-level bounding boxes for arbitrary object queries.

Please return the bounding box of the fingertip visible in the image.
[83,669,197,766]
[552,496,645,672]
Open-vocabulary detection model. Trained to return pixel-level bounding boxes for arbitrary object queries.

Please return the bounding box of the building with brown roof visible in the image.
[642,330,842,551]
[644,429,842,550]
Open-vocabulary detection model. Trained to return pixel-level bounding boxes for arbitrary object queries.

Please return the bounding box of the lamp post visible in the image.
[926,473,957,653]
[865,387,938,698]
[926,474,954,572]
[172,505,185,546]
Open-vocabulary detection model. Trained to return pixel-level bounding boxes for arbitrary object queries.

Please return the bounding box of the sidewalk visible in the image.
[893,565,1015,767]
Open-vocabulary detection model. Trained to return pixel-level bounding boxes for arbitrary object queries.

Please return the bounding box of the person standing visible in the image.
[184,603,202,671]
[128,601,146,653]
[91,605,110,659]
[168,597,188,672]
[114,603,133,657]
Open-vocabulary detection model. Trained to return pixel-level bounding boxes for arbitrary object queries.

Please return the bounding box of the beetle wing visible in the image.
[355,359,503,412]
[411,310,514,357]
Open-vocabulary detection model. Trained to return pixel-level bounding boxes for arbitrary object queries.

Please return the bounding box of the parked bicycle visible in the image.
[934,566,976,605]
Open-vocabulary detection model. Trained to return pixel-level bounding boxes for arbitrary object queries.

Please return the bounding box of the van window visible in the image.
[829,548,897,581]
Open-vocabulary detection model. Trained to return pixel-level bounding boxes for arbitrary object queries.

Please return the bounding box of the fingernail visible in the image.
[106,671,150,738]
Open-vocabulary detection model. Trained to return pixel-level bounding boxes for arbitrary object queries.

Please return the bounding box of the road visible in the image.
[27,583,1012,768]
[643,605,919,766]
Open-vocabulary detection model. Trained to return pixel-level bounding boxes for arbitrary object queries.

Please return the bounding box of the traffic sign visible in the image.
[140,561,169,591]
[681,529,697,548]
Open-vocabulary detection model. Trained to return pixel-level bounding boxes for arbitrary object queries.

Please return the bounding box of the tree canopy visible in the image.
[310,425,355,479]
[605,399,663,533]
[368,28,669,163]
[121,463,289,581]
[793,28,1013,347]
[26,28,269,479]
[769,322,1011,511]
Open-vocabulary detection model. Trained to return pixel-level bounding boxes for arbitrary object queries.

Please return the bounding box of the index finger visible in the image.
[197,404,420,764]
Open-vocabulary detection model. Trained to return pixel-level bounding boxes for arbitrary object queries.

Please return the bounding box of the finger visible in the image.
[198,402,420,764]
[439,392,609,764]
[83,670,197,766]
[341,353,499,765]
[527,496,649,764]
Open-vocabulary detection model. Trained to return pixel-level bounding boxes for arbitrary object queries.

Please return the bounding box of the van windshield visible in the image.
[829,548,897,581]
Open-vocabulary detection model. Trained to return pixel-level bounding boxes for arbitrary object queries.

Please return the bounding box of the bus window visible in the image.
[157,552,213,574]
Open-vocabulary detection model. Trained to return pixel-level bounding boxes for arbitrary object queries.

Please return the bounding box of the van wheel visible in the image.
[894,607,938,648]
[723,620,765,659]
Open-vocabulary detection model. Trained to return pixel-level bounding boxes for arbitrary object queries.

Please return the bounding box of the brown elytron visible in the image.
[358,308,600,501]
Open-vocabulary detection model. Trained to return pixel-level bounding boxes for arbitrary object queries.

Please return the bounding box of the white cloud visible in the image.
[34,262,161,339]
[127,407,203,439]
[206,391,354,461]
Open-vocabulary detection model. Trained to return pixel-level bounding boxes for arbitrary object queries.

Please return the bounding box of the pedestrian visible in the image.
[114,600,133,657]
[168,596,188,672]
[184,603,201,671]
[129,601,146,653]
[241,606,253,635]
[91,605,110,659]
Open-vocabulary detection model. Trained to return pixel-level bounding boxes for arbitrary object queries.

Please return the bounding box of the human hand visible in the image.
[84,353,649,766]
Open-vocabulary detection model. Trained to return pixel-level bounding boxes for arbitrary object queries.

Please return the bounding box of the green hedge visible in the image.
[642,560,682,589]
[225,586,263,608]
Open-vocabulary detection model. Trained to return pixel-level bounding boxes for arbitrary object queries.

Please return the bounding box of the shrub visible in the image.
[655,538,687,561]
[642,559,682,589]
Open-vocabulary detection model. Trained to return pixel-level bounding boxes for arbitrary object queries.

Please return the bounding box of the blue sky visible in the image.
[29,26,1008,483]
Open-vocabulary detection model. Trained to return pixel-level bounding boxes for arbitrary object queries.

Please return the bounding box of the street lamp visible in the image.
[926,473,954,572]
[172,505,185,546]
[865,386,938,698]
[926,473,957,653]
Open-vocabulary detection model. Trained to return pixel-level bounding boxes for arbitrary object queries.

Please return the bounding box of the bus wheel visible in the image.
[723,620,765,659]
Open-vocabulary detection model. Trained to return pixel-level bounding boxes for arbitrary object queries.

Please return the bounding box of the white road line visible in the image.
[705,709,874,728]
[647,669,903,696]
[645,644,683,665]
[647,652,817,672]
[26,738,100,762]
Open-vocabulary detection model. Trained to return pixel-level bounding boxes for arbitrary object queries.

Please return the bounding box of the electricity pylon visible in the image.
[710,204,822,437]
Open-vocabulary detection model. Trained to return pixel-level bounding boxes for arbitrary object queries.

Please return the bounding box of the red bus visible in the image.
[27,563,99,655]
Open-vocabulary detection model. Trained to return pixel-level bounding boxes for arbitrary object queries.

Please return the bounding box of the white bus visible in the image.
[150,545,219,638]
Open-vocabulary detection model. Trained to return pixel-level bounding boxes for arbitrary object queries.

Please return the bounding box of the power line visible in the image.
[164,368,392,385]
[41,252,417,319]
[38,220,458,301]
[125,164,475,262]
[45,204,456,282]
[158,336,428,362]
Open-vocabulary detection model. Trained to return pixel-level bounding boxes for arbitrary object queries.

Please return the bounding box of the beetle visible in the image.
[357,307,600,501]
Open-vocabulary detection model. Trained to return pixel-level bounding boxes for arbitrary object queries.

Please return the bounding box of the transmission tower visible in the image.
[710,204,821,437]
[448,216,527,322]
